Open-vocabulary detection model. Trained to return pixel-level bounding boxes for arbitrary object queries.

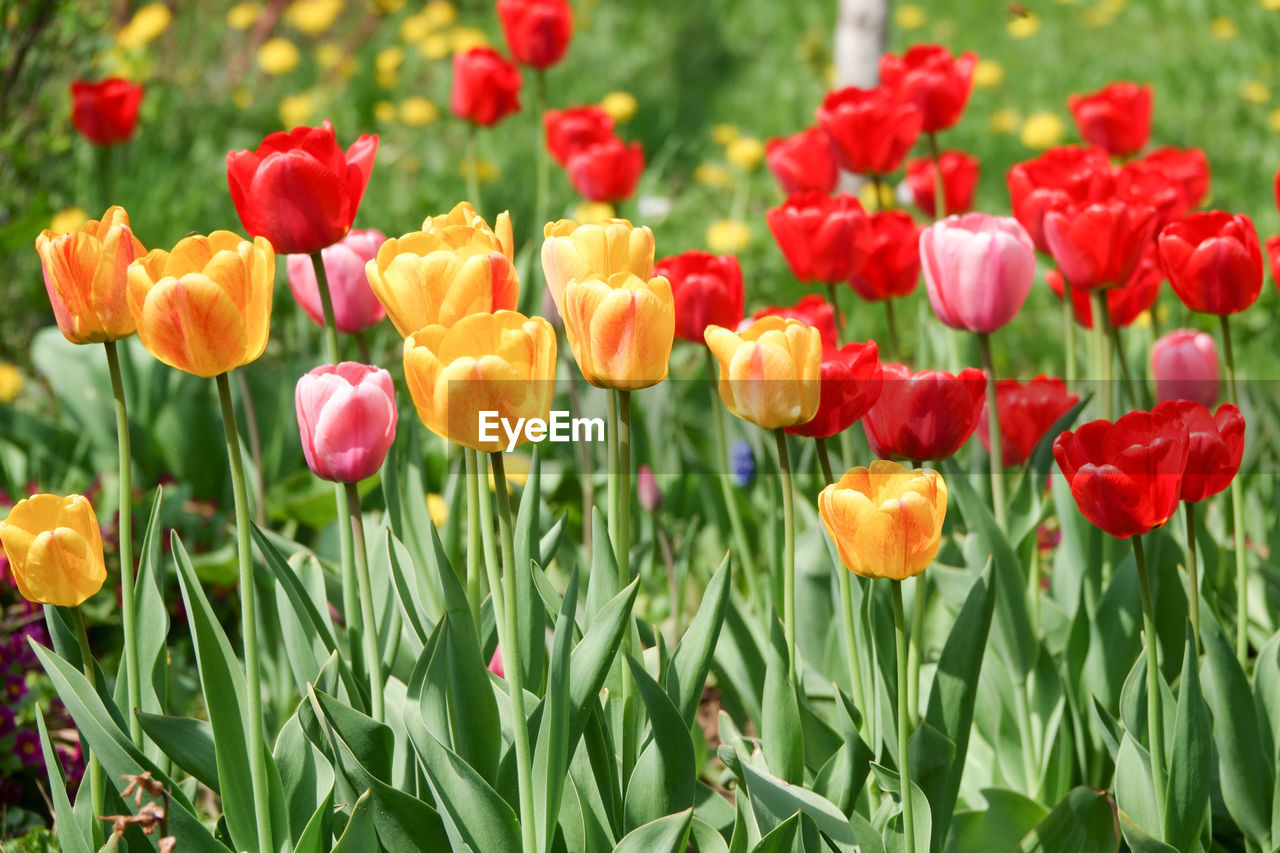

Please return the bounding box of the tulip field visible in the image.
[9,1,1280,852]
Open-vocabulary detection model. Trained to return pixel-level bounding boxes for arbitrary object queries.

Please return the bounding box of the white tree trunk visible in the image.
[834,0,889,88]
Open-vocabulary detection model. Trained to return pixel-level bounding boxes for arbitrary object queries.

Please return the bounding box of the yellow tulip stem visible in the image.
[104,341,141,747]
[704,350,761,602]
[1184,501,1200,650]
[617,390,632,590]
[72,607,104,848]
[976,333,1007,530]
[1133,534,1167,836]
[1089,291,1112,421]
[891,580,916,853]
[906,575,925,728]
[216,372,273,853]
[607,390,620,564]
[463,447,484,630]
[826,283,845,344]
[1063,279,1077,385]
[774,429,797,673]
[884,298,902,365]
[466,124,483,217]
[345,482,384,723]
[490,451,539,853]
[1219,314,1249,663]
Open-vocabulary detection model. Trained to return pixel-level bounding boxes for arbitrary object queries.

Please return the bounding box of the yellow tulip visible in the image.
[541,218,654,315]
[127,231,274,378]
[366,221,518,337]
[403,310,557,452]
[704,316,822,430]
[562,273,674,390]
[0,494,107,607]
[35,205,146,344]
[421,201,513,261]
[819,460,948,581]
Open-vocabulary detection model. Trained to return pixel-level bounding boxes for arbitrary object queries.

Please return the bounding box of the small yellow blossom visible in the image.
[706,220,752,254]
[426,493,448,525]
[694,163,735,189]
[0,364,22,404]
[278,92,316,128]
[375,67,398,89]
[117,3,171,49]
[1267,108,1280,133]
[418,35,450,60]
[372,0,405,12]
[374,100,398,123]
[376,45,405,73]
[1210,17,1237,40]
[1020,111,1066,149]
[1132,310,1152,329]
[284,0,344,36]
[424,0,457,27]
[315,42,345,69]
[1007,12,1040,38]
[49,207,88,235]
[894,3,926,30]
[569,201,616,225]
[973,58,1004,89]
[989,107,1022,134]
[259,38,301,75]
[1242,80,1270,104]
[1263,0,1280,10]
[726,137,765,171]
[711,123,739,146]
[858,180,895,211]
[400,96,439,126]
[449,27,489,53]
[232,87,253,109]
[600,91,638,123]
[400,12,432,41]
[226,2,261,30]
[459,157,499,184]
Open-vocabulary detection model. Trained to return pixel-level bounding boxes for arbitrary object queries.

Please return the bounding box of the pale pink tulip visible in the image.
[296,362,398,483]
[1151,329,1219,408]
[921,212,1036,334]
[286,229,387,333]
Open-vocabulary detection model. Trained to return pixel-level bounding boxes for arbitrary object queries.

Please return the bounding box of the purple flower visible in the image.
[0,706,14,737]
[14,730,43,768]
[730,439,755,488]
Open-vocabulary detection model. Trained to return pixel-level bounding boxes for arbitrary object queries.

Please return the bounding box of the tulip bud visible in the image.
[863,364,987,461]
[752,294,838,347]
[636,464,663,513]
[921,213,1036,334]
[704,317,822,430]
[489,646,505,678]
[296,363,398,483]
[496,0,573,70]
[451,47,522,126]
[1151,329,1220,408]
[562,273,675,390]
[541,218,654,316]
[70,78,144,146]
[1157,210,1263,316]
[0,494,107,607]
[879,44,978,133]
[1067,81,1153,157]
[1152,400,1243,504]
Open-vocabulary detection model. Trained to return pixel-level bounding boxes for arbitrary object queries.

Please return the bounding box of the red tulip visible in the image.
[906,150,979,218]
[751,294,837,347]
[227,120,378,255]
[849,210,921,302]
[655,250,744,343]
[496,0,572,69]
[977,376,1079,467]
[1151,329,1219,408]
[816,85,922,175]
[766,192,871,284]
[1006,145,1114,253]
[1267,233,1280,289]
[1139,147,1209,212]
[1117,156,1196,229]
[1067,82,1153,157]
[765,126,838,195]
[1046,243,1163,329]
[451,47,522,126]
[1157,211,1263,316]
[544,105,615,167]
[1052,409,1189,538]
[1043,198,1157,291]
[786,341,882,439]
[70,78,144,146]
[878,44,978,133]
[862,363,987,460]
[566,137,644,202]
[1151,400,1243,504]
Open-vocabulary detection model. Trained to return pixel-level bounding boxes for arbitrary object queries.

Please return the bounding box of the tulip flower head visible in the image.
[496,0,573,69]
[286,229,387,333]
[1043,197,1157,291]
[977,376,1080,467]
[906,150,980,218]
[785,341,882,439]
[1157,210,1263,316]
[1151,329,1220,408]
[921,212,1036,334]
[863,363,987,461]
[1067,81,1153,157]
[819,461,948,581]
[751,294,838,347]
[765,126,839,195]
[1046,244,1163,330]
[423,200,515,261]
[296,363,398,483]
[403,310,557,452]
[70,78,144,146]
[766,192,871,284]
[655,250,744,344]
[544,106,616,167]
[127,231,274,378]
[1151,400,1243,504]
[566,137,645,203]
[1006,145,1114,253]
[35,205,146,344]
[704,316,823,430]
[562,273,675,390]
[849,211,922,302]
[541,218,654,314]
[227,120,378,255]
[451,47,522,126]
[816,85,922,175]
[879,44,978,133]
[0,494,106,607]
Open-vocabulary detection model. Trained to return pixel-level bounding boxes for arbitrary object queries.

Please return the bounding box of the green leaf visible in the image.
[513,447,547,688]
[130,488,170,728]
[689,815,732,853]
[586,508,621,622]
[871,763,933,853]
[623,654,697,830]
[570,577,641,735]
[750,810,801,853]
[535,568,579,852]
[332,789,378,853]
[385,527,432,646]
[274,709,336,846]
[36,710,92,853]
[1113,733,1161,842]
[946,788,1047,853]
[738,750,875,850]
[667,554,731,727]
[135,712,219,792]
[761,613,803,784]
[1015,787,1118,853]
[1162,624,1210,851]
[813,690,873,818]
[613,809,694,853]
[293,789,334,853]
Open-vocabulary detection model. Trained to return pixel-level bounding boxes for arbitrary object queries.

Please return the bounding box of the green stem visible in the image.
[1012,677,1040,798]
[607,390,620,562]
[1184,501,1200,650]
[928,132,946,220]
[774,429,797,673]
[490,452,538,852]
[871,173,886,213]
[1089,291,1112,420]
[1219,315,1249,663]
[96,144,115,210]
[1108,317,1140,409]
[977,333,1007,530]
[907,575,925,727]
[705,350,761,600]
[72,608,104,848]
[1133,534,1167,836]
[104,341,140,747]
[345,482,383,722]
[215,372,272,853]
[884,298,902,364]
[476,447,500,597]
[309,250,341,364]
[1063,279,1077,384]
[466,124,482,216]
[232,370,267,527]
[892,580,916,853]
[826,283,845,344]
[617,390,632,591]
[464,447,484,630]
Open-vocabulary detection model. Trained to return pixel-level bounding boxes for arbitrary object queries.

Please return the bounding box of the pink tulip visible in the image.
[637,464,662,512]
[1151,329,1220,408]
[489,646,504,678]
[920,212,1036,334]
[295,362,398,483]
[286,229,387,333]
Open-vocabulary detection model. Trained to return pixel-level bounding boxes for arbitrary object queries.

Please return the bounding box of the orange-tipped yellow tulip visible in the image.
[403,310,557,452]
[0,493,107,607]
[35,205,146,344]
[704,316,822,429]
[126,231,274,378]
[541,218,654,315]
[562,272,674,390]
[422,201,514,262]
[819,460,948,580]
[366,225,519,337]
